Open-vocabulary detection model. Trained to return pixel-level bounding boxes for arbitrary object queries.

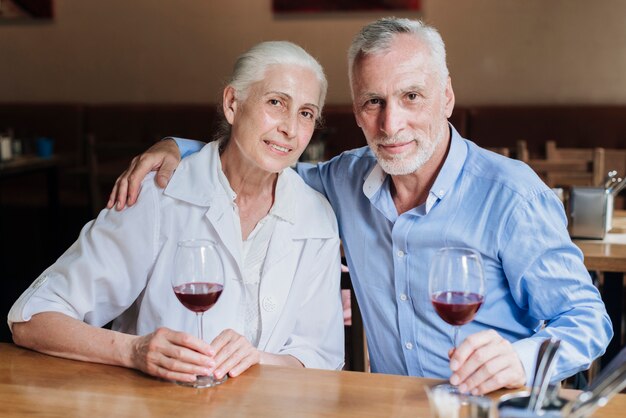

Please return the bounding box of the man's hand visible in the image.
[208,329,261,379]
[107,139,181,210]
[448,329,526,395]
[130,327,215,383]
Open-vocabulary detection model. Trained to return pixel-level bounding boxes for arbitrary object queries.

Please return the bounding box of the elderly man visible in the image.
[107,18,611,394]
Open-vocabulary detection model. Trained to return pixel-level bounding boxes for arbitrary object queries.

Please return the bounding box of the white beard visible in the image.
[370,126,445,176]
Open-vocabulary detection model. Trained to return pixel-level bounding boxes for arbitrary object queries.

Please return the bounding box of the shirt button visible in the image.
[405,342,413,350]
[262,296,277,312]
[399,293,408,301]
[397,250,405,258]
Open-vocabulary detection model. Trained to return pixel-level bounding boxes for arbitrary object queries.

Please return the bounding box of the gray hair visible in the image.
[215,41,327,145]
[347,17,449,91]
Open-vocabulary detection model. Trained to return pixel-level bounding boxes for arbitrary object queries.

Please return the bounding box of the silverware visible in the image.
[527,338,561,413]
[609,176,626,196]
[561,346,626,418]
[603,170,618,188]
[544,380,561,409]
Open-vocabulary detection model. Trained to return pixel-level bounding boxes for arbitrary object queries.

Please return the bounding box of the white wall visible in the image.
[1,0,625,105]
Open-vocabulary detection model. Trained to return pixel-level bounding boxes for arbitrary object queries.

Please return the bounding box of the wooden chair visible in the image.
[486,147,510,157]
[541,140,605,188]
[484,140,529,161]
[341,260,369,372]
[516,140,530,162]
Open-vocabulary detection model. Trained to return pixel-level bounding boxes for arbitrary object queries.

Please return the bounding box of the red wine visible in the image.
[431,291,484,326]
[173,282,223,313]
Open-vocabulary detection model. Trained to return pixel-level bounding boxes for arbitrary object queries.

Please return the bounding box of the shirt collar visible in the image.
[362,123,468,214]
[164,141,225,206]
[165,141,296,224]
[426,124,467,212]
[268,171,296,225]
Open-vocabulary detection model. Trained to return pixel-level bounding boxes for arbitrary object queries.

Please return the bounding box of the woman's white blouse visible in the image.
[8,142,344,370]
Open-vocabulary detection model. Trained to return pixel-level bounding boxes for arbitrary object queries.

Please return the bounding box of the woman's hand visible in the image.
[130,327,216,383]
[209,329,261,379]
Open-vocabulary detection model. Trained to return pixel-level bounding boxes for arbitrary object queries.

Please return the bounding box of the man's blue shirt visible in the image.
[175,126,611,383]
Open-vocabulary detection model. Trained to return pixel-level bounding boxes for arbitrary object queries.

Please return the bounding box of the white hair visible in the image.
[347,17,449,91]
[215,41,327,144]
[231,41,327,112]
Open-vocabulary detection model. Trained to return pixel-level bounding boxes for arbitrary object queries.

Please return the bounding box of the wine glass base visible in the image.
[432,382,461,394]
[175,374,228,388]
[427,383,492,418]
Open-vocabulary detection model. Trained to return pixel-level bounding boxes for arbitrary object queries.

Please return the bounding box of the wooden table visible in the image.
[574,210,626,367]
[1,344,625,418]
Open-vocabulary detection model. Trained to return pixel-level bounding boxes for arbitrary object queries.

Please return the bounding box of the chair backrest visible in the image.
[485,147,510,157]
[543,140,605,187]
[483,140,529,162]
[516,140,530,163]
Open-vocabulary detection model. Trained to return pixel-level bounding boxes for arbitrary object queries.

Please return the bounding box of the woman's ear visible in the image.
[223,86,237,124]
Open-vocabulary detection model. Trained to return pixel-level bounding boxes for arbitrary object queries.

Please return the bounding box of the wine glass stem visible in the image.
[453,326,460,349]
[197,312,204,341]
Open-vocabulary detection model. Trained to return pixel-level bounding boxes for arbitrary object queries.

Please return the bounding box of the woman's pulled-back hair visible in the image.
[214,41,327,146]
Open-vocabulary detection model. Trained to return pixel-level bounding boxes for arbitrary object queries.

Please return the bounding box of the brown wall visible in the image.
[2,1,626,105]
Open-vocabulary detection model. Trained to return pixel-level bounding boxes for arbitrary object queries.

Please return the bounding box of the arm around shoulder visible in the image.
[108,137,201,210]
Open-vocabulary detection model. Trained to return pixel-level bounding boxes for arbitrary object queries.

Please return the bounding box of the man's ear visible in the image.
[444,76,455,119]
[352,102,362,128]
[223,86,237,124]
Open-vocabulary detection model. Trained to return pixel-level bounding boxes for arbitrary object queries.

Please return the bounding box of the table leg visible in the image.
[601,272,624,368]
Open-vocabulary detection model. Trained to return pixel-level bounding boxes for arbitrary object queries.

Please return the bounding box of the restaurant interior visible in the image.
[1,2,625,414]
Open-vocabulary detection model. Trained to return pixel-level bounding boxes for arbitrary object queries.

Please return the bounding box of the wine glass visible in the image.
[172,239,226,388]
[428,247,485,393]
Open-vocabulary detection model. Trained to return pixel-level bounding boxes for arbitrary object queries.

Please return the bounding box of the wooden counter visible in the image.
[573,210,626,367]
[1,343,625,417]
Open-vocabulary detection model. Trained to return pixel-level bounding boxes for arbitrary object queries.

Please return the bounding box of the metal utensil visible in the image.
[527,339,552,412]
[527,338,561,413]
[603,170,618,188]
[561,346,626,418]
[610,176,626,196]
[544,381,561,409]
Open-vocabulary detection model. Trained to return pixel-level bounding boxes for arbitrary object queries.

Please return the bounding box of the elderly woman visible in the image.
[8,41,343,386]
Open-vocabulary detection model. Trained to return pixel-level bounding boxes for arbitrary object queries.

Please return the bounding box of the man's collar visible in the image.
[427,124,468,205]
[362,123,468,211]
